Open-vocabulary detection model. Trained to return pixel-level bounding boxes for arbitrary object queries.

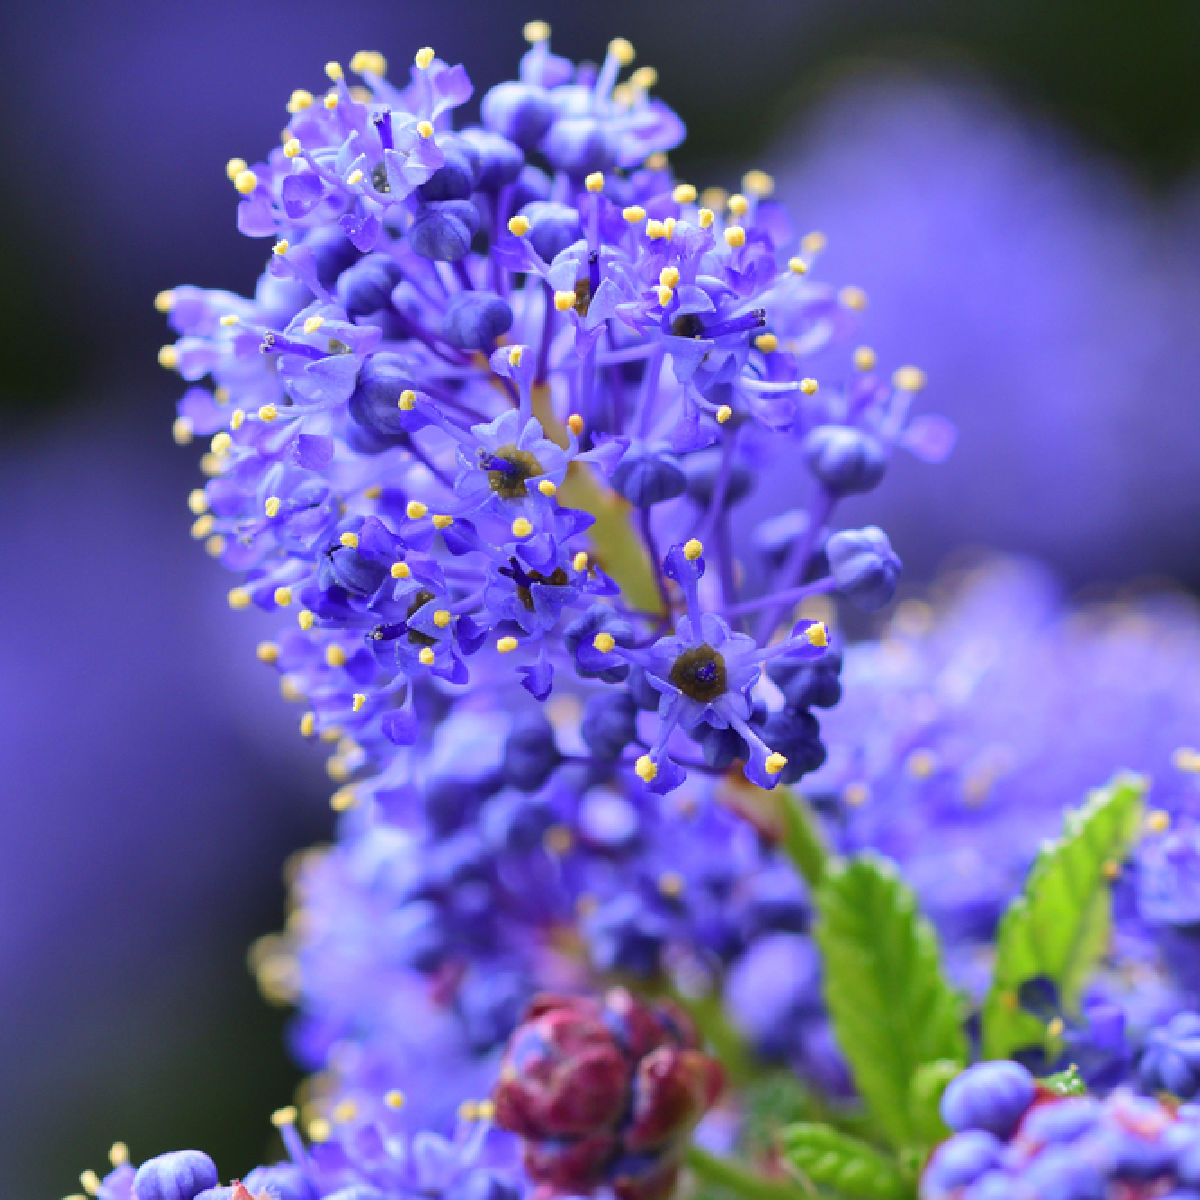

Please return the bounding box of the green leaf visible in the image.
[1041,1064,1088,1096]
[981,772,1147,1061]
[908,1059,960,1148]
[814,854,968,1150]
[782,1123,911,1200]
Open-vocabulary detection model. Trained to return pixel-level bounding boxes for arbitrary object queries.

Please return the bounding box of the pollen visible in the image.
[524,20,551,43]
[283,138,301,158]
[567,413,584,435]
[81,1170,101,1195]
[765,752,788,775]
[839,285,868,311]
[225,157,248,182]
[419,647,435,665]
[799,378,819,395]
[631,66,658,91]
[801,231,827,256]
[406,501,428,520]
[324,61,344,81]
[854,346,877,372]
[656,285,674,307]
[385,1089,406,1109]
[307,1118,332,1143]
[646,219,668,240]
[743,169,774,196]
[298,609,315,631]
[496,636,519,653]
[635,755,658,783]
[274,585,293,607]
[544,824,573,855]
[287,89,314,113]
[323,93,339,111]
[508,215,531,236]
[227,586,251,610]
[352,693,366,712]
[230,408,246,430]
[672,183,696,205]
[325,645,347,668]
[683,538,704,561]
[351,50,387,75]
[893,365,927,392]
[233,169,259,195]
[209,429,233,456]
[716,404,733,424]
[906,749,937,778]
[698,207,715,229]
[807,621,829,648]
[303,315,325,334]
[273,240,289,256]
[154,289,175,313]
[187,488,209,515]
[658,871,685,897]
[755,333,778,353]
[413,45,435,69]
[398,389,417,410]
[659,266,681,289]
[330,786,358,812]
[511,517,534,538]
[339,530,359,548]
[258,404,280,423]
[109,1143,129,1168]
[219,314,239,328]
[622,205,646,224]
[1147,809,1171,834]
[723,226,746,248]
[608,36,635,65]
[433,609,452,628]
[158,344,179,370]
[787,256,808,275]
[593,632,616,653]
[391,562,411,579]
[190,515,214,539]
[573,551,589,571]
[538,479,557,496]
[345,168,365,188]
[554,290,576,311]
[1172,747,1200,773]
[417,120,435,139]
[256,642,279,664]
[271,1106,299,1128]
[585,171,605,193]
[508,346,524,367]
[300,712,316,738]
[265,496,281,518]
[433,514,454,529]
[727,194,749,217]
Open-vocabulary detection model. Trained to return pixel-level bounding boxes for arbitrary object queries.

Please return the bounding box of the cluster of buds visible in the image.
[494,990,724,1200]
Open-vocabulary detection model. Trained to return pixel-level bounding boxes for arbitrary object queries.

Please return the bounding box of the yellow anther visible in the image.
[307,1118,332,1143]
[554,290,576,312]
[724,226,746,249]
[324,61,344,81]
[205,534,226,557]
[230,408,246,431]
[393,388,416,412]
[683,538,704,560]
[319,725,342,742]
[406,501,428,520]
[1047,1017,1066,1040]
[298,609,315,631]
[257,406,280,426]
[325,644,347,668]
[697,207,715,229]
[659,266,681,289]
[656,285,674,307]
[743,169,775,196]
[228,586,251,610]
[508,345,525,367]
[226,156,248,182]
[323,93,339,111]
[433,609,452,628]
[413,45,435,70]
[346,168,365,186]
[573,551,589,572]
[799,378,819,395]
[274,585,293,607]
[1103,859,1122,881]
[234,169,259,195]
[190,514,214,539]
[187,487,209,515]
[728,194,749,217]
[158,344,179,370]
[593,632,616,653]
[155,289,176,313]
[906,749,937,779]
[755,333,778,353]
[391,562,411,579]
[416,120,434,139]
[672,184,696,205]
[892,366,927,392]
[585,171,605,193]
[280,675,305,702]
[327,756,350,783]
[801,231,827,256]
[303,315,325,334]
[272,1105,299,1129]
[477,1099,496,1121]
[538,479,558,496]
[544,824,574,855]
[1147,809,1171,834]
[523,20,550,43]
[806,621,829,648]
[419,647,435,666]
[256,641,280,664]
[352,692,366,712]
[109,1143,129,1168]
[512,517,534,539]
[287,89,314,113]
[350,50,387,75]
[508,214,531,236]
[385,1089,407,1109]
[658,871,685,897]
[458,1100,480,1122]
[568,413,585,435]
[300,711,316,738]
[839,285,867,311]
[264,496,282,519]
[663,216,676,239]
[1172,747,1200,773]
[81,1170,101,1195]
[283,137,302,158]
[330,785,358,812]
[716,404,733,424]
[219,314,240,329]
[340,530,359,548]
[497,636,519,653]
[765,752,788,776]
[608,36,635,65]
[623,205,646,224]
[211,431,234,457]
[646,219,668,240]
[433,514,454,530]
[635,755,658,783]
[214,386,230,404]
[631,66,658,90]
[787,256,808,275]
[854,346,877,372]
[273,240,289,256]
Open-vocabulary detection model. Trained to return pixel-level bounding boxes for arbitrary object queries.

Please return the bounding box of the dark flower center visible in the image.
[485,444,544,499]
[672,313,706,339]
[669,644,727,703]
[406,589,437,645]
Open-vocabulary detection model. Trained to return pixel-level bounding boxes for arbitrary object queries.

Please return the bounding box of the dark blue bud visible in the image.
[305,226,361,288]
[348,352,420,438]
[241,1164,312,1200]
[335,254,402,317]
[442,290,514,351]
[802,425,887,496]
[481,81,555,148]
[134,1151,219,1200]
[510,164,551,210]
[683,449,753,508]
[581,691,640,760]
[458,129,525,191]
[760,708,826,783]
[584,893,668,976]
[826,526,902,610]
[319,544,388,596]
[611,446,687,507]
[940,1061,1036,1138]
[409,200,481,261]
[423,774,482,836]
[482,792,552,853]
[1138,1011,1200,1099]
[767,649,843,709]
[700,724,748,771]
[922,1131,1003,1197]
[541,115,617,176]
[417,145,479,201]
[503,712,559,791]
[447,1169,521,1200]
[519,201,581,263]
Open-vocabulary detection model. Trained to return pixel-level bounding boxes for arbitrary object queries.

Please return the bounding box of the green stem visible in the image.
[672,987,759,1086]
[777,786,833,889]
[685,1146,803,1200]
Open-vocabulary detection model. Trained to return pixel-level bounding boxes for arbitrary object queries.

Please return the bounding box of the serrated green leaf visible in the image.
[783,1123,911,1200]
[909,1059,959,1148]
[815,854,968,1150]
[981,772,1147,1061]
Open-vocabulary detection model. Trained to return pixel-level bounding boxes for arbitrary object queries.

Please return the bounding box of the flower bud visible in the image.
[518,201,581,262]
[1138,1011,1200,1098]
[336,254,403,317]
[611,445,687,507]
[826,525,902,610]
[442,290,514,351]
[802,424,887,495]
[133,1151,219,1200]
[481,81,555,148]
[940,1060,1036,1138]
[409,200,481,261]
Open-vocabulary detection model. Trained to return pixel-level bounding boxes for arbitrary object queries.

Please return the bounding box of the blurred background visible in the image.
[1,1,1197,1197]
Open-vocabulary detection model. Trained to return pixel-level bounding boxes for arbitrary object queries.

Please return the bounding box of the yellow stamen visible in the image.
[553,290,576,312]
[754,333,778,353]
[265,496,281,518]
[854,346,877,372]
[683,538,703,561]
[325,644,347,668]
[496,636,519,653]
[723,226,745,249]
[298,609,315,631]
[406,501,428,520]
[523,20,550,43]
[508,215,531,236]
[233,169,258,195]
[283,138,301,158]
[511,517,533,538]
[154,289,176,313]
[635,755,657,783]
[622,205,646,224]
[340,530,359,548]
[799,378,819,395]
[419,647,435,665]
[287,89,314,113]
[227,587,251,610]
[716,405,733,424]
[391,562,411,579]
[585,171,605,193]
[765,752,788,775]
[256,642,279,664]
[538,479,558,496]
[593,632,616,653]
[672,184,696,205]
[892,365,926,392]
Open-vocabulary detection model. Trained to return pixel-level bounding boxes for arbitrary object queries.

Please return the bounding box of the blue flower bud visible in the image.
[683,449,753,508]
[826,526,902,610]
[481,81,555,148]
[581,691,639,759]
[424,772,497,836]
[611,445,687,507]
[335,254,402,317]
[417,143,479,202]
[802,425,888,495]
[760,707,826,782]
[1139,1011,1200,1099]
[409,200,481,261]
[519,201,581,263]
[699,724,748,771]
[318,543,388,596]
[541,115,617,176]
[442,290,514,351]
[133,1151,219,1200]
[510,164,551,210]
[768,649,843,709]
[458,129,525,191]
[940,1061,1036,1139]
[922,1131,1003,1197]
[306,226,360,288]
[503,712,559,790]
[584,893,668,976]
[348,352,421,438]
